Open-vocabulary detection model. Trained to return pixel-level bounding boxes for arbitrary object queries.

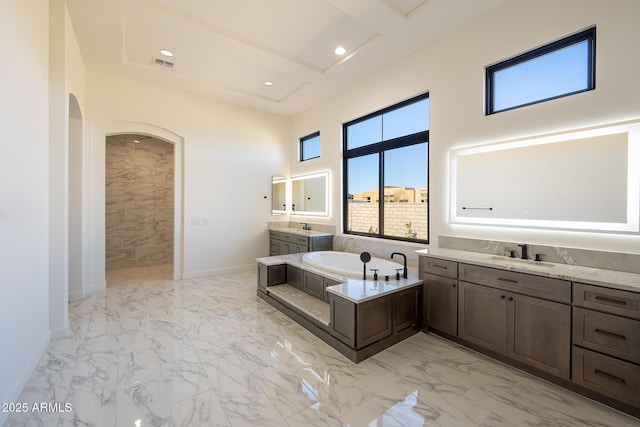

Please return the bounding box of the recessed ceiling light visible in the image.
[160,49,174,57]
[264,81,273,86]
[334,46,346,56]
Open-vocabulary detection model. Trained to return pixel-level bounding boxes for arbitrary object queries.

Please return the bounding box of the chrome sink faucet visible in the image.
[391,252,408,278]
[301,223,309,230]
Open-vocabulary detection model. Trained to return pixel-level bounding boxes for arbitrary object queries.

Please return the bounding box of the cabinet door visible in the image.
[330,294,356,347]
[287,265,304,291]
[295,244,309,254]
[257,264,267,292]
[507,292,571,379]
[277,241,292,255]
[303,271,324,300]
[356,296,392,349]
[458,281,507,354]
[424,273,458,335]
[393,286,420,333]
[323,277,341,303]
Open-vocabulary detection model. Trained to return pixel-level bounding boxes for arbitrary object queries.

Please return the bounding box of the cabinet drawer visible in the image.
[573,307,640,363]
[572,346,640,407]
[574,283,640,319]
[296,235,309,246]
[459,263,571,303]
[422,257,458,279]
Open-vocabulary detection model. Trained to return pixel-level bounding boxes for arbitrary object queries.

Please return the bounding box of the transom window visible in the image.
[486,27,596,114]
[300,132,320,161]
[343,94,429,243]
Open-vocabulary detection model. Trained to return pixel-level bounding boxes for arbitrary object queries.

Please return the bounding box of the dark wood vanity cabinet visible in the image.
[572,283,640,408]
[457,264,571,379]
[269,230,333,255]
[420,257,458,335]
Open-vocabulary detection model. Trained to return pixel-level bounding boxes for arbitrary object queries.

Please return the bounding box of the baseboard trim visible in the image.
[182,264,254,279]
[0,330,50,426]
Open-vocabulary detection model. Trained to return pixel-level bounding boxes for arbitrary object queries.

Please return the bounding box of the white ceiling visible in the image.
[66,0,507,116]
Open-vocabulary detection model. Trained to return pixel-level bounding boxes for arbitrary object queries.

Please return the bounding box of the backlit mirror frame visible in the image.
[271,176,288,215]
[291,171,329,216]
[450,120,640,233]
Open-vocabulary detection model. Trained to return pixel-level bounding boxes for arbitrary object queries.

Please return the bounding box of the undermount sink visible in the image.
[487,255,556,268]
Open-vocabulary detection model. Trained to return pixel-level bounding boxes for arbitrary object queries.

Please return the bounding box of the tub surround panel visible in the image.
[333,235,426,270]
[439,235,640,274]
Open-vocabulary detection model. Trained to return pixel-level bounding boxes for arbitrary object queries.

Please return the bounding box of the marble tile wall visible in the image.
[105,135,174,270]
[439,235,640,274]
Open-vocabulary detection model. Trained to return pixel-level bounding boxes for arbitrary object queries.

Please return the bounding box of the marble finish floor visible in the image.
[6,265,640,426]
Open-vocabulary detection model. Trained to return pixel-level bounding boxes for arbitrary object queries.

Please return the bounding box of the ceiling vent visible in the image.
[151,57,174,70]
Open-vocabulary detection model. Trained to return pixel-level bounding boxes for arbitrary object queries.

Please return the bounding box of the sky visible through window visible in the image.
[347,99,429,194]
[492,39,591,112]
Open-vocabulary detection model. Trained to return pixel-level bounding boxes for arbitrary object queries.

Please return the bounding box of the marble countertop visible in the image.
[268,227,334,237]
[256,253,422,303]
[415,248,640,293]
[325,277,422,304]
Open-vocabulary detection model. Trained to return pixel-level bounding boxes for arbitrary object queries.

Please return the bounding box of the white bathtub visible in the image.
[302,251,403,280]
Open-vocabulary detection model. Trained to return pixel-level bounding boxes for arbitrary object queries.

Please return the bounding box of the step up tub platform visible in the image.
[256,252,423,363]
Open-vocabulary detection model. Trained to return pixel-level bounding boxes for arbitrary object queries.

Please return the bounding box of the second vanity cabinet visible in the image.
[269,230,333,255]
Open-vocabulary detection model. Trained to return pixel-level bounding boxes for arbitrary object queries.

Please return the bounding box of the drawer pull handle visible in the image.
[594,296,627,306]
[594,329,627,341]
[497,277,518,284]
[594,369,626,384]
[432,264,449,270]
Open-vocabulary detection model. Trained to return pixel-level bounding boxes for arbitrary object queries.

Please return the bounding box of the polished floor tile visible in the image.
[5,264,640,426]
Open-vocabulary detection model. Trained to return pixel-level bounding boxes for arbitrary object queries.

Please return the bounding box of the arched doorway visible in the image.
[87,122,184,291]
[68,94,83,301]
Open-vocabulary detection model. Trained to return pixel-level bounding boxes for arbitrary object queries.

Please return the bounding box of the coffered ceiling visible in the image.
[66,0,507,116]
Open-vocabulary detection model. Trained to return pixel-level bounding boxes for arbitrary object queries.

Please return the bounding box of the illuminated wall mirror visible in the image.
[291,171,329,216]
[451,120,640,233]
[271,176,287,215]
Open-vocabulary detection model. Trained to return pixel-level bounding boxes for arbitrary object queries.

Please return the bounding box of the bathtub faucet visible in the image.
[391,252,408,279]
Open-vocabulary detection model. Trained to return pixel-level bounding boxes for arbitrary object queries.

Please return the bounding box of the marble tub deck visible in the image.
[6,265,640,426]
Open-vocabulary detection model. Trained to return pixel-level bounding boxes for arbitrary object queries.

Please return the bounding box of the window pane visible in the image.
[383,144,428,239]
[382,98,430,140]
[300,133,320,161]
[346,116,382,150]
[493,41,590,112]
[346,154,379,234]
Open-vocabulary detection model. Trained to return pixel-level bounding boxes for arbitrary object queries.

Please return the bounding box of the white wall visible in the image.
[0,2,52,424]
[85,72,290,284]
[291,0,640,255]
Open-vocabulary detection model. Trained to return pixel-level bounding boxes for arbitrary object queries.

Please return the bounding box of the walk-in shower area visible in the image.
[105,134,174,271]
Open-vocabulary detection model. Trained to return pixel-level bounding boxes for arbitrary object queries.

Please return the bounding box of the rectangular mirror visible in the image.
[451,120,640,233]
[291,171,329,216]
[271,176,287,215]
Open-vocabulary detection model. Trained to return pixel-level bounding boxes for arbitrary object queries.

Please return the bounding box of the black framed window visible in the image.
[486,27,596,114]
[300,132,320,161]
[343,94,429,243]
